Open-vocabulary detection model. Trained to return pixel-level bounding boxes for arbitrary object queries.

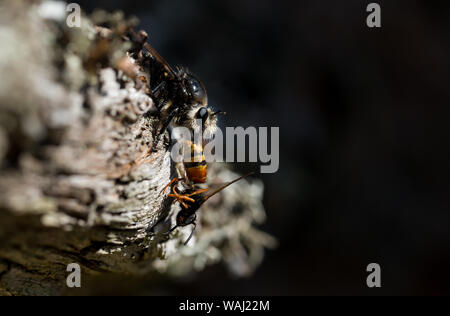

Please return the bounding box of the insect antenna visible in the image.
[212,110,226,116]
[200,172,255,203]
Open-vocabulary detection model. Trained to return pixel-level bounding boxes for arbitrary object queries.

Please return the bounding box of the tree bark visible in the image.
[0,1,275,295]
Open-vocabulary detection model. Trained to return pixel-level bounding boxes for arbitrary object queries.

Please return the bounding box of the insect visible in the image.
[127,29,224,152]
[164,138,208,194]
[163,136,213,214]
[163,173,254,245]
[183,139,208,184]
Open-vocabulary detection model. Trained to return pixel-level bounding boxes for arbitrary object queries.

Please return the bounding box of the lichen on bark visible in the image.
[0,0,276,295]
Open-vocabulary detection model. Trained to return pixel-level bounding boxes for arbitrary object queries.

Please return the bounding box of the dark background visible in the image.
[76,0,450,295]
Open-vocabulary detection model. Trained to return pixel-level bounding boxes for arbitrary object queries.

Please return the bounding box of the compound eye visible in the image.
[196,107,209,124]
[188,74,207,105]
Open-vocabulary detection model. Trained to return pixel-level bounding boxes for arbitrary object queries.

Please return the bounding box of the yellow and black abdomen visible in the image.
[184,141,207,184]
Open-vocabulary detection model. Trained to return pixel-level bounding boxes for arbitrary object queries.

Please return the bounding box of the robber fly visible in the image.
[163,173,254,245]
[127,29,223,152]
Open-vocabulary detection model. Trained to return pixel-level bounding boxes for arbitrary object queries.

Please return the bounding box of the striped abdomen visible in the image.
[184,141,207,184]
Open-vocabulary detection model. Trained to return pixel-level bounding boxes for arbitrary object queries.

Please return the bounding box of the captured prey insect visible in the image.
[163,173,254,245]
[163,137,211,212]
[126,29,224,152]
[162,120,250,245]
[175,138,209,187]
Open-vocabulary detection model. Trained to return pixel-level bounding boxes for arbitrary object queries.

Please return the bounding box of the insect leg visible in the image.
[163,224,179,236]
[162,177,184,194]
[151,81,167,104]
[184,221,197,245]
[165,222,196,245]
[185,188,209,197]
[167,180,196,206]
[168,193,195,204]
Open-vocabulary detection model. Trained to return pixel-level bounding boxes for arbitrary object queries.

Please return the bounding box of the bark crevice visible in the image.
[0,1,275,295]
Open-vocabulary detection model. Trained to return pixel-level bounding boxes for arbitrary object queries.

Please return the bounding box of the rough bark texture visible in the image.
[0,1,275,295]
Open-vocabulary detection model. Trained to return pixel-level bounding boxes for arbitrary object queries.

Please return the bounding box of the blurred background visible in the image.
[75,0,450,295]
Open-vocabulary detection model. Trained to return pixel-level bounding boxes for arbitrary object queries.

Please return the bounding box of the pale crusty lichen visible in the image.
[0,0,275,295]
[152,167,277,277]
